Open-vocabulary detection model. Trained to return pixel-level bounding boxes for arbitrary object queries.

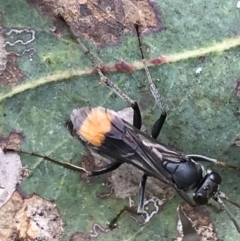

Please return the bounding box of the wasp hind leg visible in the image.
[68,26,142,130]
[151,113,167,139]
[99,71,142,130]
[135,23,167,215]
[131,102,142,130]
[72,21,168,227]
[87,161,122,177]
[135,23,167,139]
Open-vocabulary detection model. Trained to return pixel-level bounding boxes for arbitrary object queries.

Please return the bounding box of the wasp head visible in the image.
[193,171,222,205]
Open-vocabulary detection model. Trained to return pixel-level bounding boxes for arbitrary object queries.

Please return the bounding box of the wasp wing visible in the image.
[70,107,187,186]
[87,113,185,186]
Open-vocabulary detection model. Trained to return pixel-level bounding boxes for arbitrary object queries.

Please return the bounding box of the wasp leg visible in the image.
[137,173,148,213]
[68,27,143,130]
[88,161,122,177]
[151,112,167,139]
[132,102,142,130]
[135,24,167,139]
[3,148,89,174]
[134,23,167,214]
[108,206,138,230]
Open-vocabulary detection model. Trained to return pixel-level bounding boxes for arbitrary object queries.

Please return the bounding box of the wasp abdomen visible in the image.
[162,160,203,189]
[69,107,124,147]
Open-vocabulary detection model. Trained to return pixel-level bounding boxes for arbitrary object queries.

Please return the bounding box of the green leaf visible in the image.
[1,0,240,240]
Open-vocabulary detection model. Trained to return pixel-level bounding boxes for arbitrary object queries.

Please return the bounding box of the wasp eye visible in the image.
[194,193,208,205]
[209,171,222,185]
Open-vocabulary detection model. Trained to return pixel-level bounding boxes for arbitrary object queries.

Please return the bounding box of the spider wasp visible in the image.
[5,23,240,234]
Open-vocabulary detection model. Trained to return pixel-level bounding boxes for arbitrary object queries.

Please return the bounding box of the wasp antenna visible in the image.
[134,24,166,115]
[214,195,240,233]
[186,154,240,172]
[4,148,88,174]
[215,160,240,171]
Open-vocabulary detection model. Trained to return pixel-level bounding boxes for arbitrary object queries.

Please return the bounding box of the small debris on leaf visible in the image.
[195,67,202,76]
[0,148,23,208]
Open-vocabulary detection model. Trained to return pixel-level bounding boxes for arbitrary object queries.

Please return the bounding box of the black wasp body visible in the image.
[6,23,240,233]
[67,106,226,214]
[62,23,240,231]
